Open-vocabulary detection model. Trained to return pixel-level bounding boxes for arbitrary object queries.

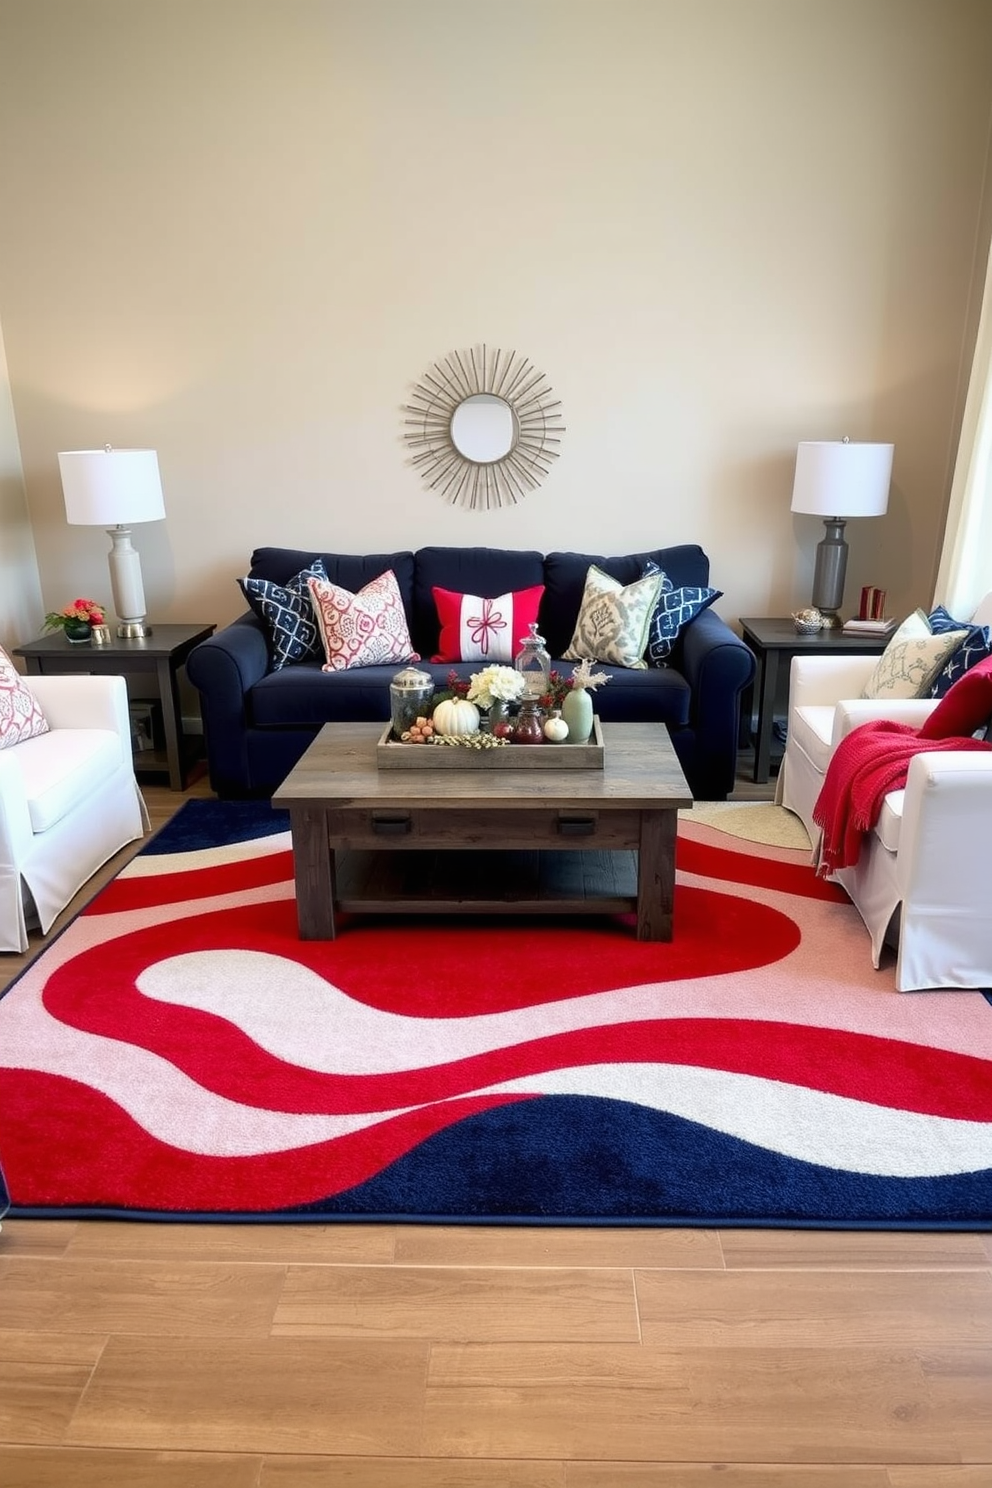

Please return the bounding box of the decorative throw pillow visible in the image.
[432,584,544,664]
[563,565,663,669]
[0,648,49,750]
[239,557,328,670]
[641,560,723,665]
[861,609,971,701]
[925,605,992,698]
[308,569,420,672]
[920,654,992,739]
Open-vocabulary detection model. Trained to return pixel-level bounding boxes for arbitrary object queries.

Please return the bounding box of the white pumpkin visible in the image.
[432,697,480,736]
[543,711,569,743]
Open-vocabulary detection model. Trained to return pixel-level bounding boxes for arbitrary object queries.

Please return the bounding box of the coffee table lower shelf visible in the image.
[333,847,640,923]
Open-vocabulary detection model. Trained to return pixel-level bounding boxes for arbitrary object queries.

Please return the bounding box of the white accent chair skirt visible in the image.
[777,595,992,991]
[0,673,149,952]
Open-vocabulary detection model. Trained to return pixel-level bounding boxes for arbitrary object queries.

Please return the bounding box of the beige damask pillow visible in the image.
[563,565,663,669]
[861,609,970,700]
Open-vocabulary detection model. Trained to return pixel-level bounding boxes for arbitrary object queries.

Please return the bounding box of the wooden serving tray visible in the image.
[376,717,605,770]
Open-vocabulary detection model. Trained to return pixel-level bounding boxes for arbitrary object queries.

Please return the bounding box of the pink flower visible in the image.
[64,598,105,624]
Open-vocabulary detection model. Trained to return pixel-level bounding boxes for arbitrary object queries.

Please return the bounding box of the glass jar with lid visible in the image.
[389,666,434,739]
[511,697,545,745]
[513,621,551,703]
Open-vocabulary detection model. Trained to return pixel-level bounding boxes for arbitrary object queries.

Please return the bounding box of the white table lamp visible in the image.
[790,438,893,627]
[58,447,166,638]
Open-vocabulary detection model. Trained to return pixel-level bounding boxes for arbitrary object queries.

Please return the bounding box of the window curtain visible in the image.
[934,238,992,616]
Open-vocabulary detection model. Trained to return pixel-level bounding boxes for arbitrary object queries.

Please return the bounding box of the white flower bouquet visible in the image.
[466,664,526,711]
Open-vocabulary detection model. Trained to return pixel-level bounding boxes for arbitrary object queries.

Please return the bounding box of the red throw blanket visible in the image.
[812,718,992,876]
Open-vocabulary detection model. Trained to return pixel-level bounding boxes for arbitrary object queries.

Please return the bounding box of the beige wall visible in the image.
[0,323,43,650]
[1,0,991,636]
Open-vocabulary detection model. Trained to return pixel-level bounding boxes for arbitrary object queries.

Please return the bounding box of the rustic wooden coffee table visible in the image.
[272,721,692,941]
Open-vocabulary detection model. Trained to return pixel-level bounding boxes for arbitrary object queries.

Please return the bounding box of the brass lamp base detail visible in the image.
[117,620,151,639]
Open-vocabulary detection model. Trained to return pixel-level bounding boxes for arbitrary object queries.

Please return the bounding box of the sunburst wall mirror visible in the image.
[402,345,564,509]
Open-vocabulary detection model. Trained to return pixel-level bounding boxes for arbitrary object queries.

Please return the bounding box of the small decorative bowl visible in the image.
[792,608,823,635]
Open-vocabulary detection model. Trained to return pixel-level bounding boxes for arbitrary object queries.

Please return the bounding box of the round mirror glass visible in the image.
[449,393,517,464]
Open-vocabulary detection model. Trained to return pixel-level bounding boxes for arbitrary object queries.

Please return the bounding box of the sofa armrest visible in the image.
[679,609,756,797]
[897,751,992,899]
[186,615,271,795]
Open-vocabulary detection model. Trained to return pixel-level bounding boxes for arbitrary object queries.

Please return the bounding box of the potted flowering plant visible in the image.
[44,598,106,643]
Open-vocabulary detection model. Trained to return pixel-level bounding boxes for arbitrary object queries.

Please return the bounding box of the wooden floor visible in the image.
[1,761,990,1486]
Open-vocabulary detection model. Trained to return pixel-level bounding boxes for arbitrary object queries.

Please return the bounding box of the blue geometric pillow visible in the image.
[641,561,722,665]
[926,607,992,698]
[928,604,970,634]
[239,557,329,670]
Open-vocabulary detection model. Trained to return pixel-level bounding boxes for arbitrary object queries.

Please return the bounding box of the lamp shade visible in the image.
[790,440,893,519]
[58,448,166,527]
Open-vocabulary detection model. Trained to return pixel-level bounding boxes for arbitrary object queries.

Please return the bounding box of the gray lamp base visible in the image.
[117,620,152,639]
[810,517,848,628]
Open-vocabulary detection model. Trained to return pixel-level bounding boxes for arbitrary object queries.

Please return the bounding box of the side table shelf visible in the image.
[15,623,215,790]
[739,617,889,784]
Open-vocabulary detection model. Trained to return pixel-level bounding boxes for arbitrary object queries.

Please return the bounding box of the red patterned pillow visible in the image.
[432,585,544,664]
[307,570,420,672]
[0,648,49,750]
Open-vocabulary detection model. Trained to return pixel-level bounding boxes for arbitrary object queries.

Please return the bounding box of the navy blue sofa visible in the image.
[186,544,755,800]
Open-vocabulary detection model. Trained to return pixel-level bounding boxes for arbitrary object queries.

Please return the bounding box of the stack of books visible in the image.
[842,615,897,635]
[843,585,896,634]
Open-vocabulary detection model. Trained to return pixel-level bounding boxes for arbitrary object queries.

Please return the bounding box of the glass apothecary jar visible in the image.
[513,622,551,703]
[511,697,545,745]
[389,666,434,738]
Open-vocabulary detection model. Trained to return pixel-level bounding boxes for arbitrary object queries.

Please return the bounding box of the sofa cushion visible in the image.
[641,561,723,664]
[0,647,49,750]
[874,789,905,854]
[250,662,397,727]
[563,565,663,668]
[412,548,545,658]
[580,663,691,726]
[541,546,711,657]
[248,548,416,635]
[925,606,992,698]
[919,654,992,739]
[238,557,327,670]
[14,729,122,833]
[248,656,693,731]
[308,569,420,672]
[431,584,544,664]
[861,610,970,700]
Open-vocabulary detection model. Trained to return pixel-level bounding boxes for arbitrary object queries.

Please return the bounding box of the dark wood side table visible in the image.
[15,623,215,790]
[739,618,890,784]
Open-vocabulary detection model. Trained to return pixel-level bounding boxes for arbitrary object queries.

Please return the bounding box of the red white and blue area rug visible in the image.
[0,800,990,1229]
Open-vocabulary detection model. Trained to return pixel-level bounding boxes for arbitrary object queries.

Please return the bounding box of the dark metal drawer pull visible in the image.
[557,815,596,836]
[372,815,412,836]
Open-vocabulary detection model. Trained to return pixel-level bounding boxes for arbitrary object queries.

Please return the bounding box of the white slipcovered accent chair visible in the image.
[0,673,149,952]
[777,593,992,991]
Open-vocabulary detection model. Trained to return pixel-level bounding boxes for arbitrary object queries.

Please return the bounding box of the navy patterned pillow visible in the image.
[239,557,329,670]
[641,561,722,665]
[926,606,992,698]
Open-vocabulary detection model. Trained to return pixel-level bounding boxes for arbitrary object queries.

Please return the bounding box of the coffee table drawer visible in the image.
[324,807,642,849]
